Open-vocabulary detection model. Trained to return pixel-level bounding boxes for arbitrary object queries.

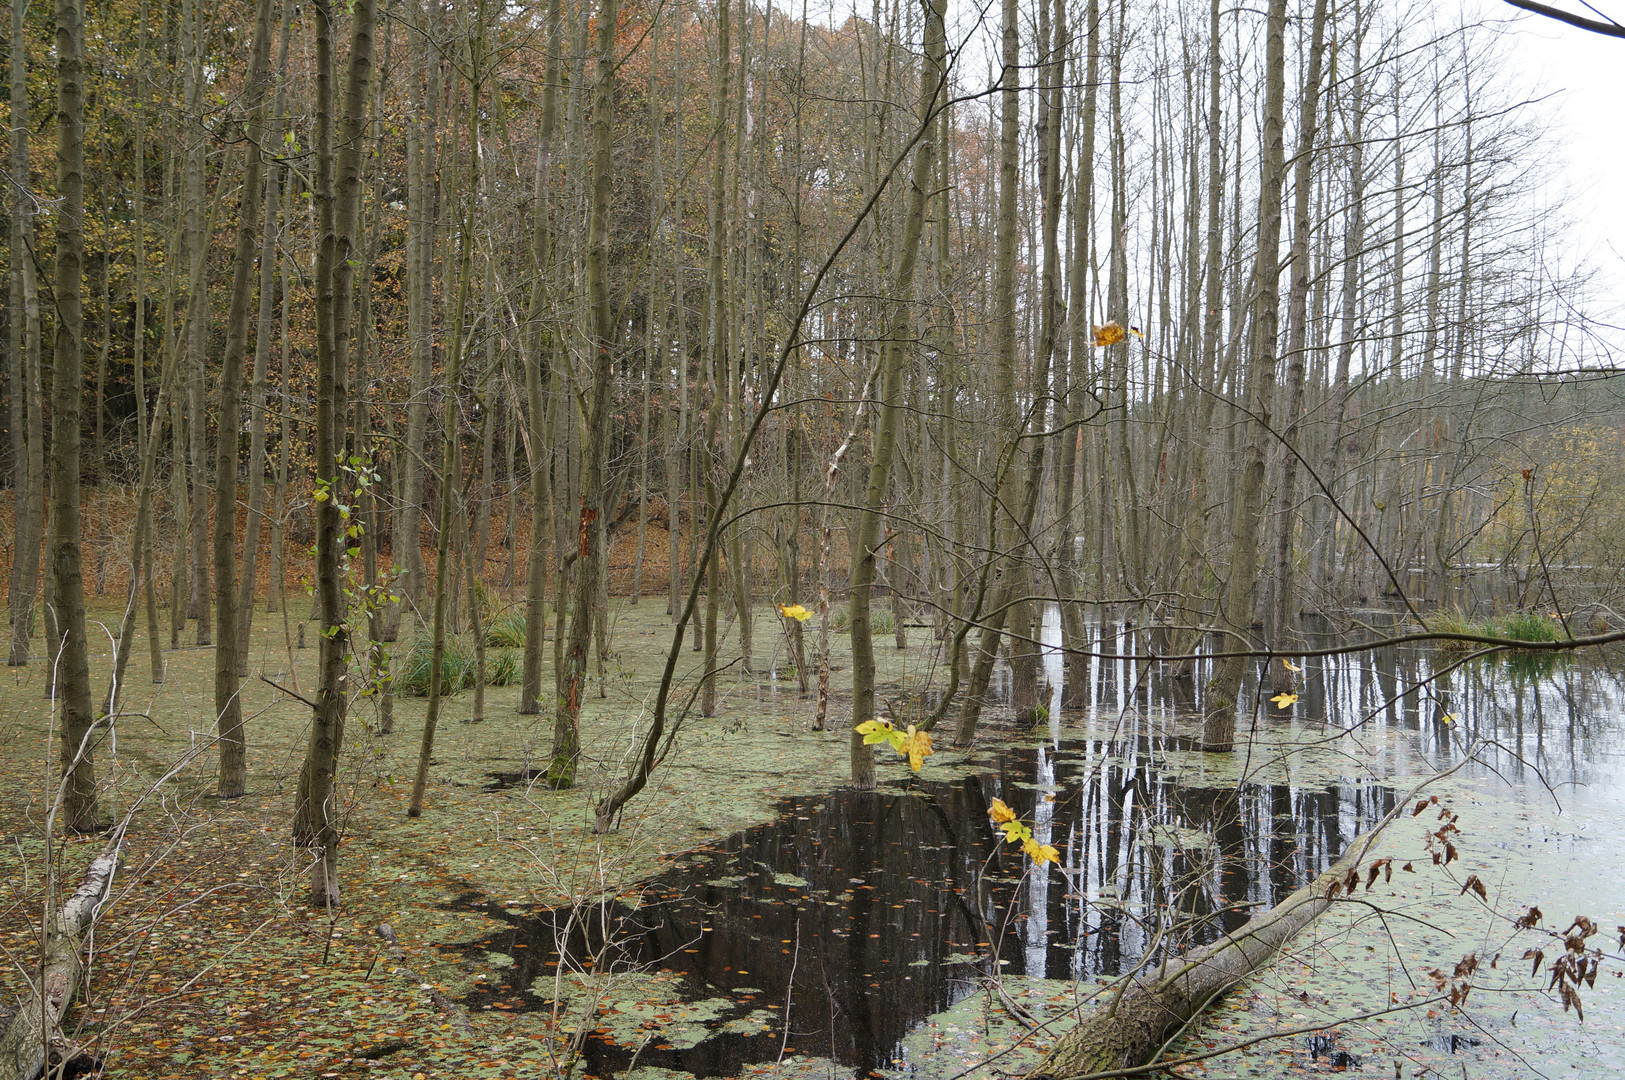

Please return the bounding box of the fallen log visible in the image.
[1026,770,1456,1079]
[0,841,122,1080]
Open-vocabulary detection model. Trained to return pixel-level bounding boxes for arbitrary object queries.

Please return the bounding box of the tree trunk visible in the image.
[395,0,440,630]
[1026,772,1443,1077]
[950,0,1020,748]
[213,0,276,800]
[238,0,295,673]
[849,0,944,789]
[519,0,563,716]
[49,0,99,833]
[547,0,616,789]
[295,0,373,907]
[1055,0,1098,709]
[1202,0,1286,753]
[0,841,121,1080]
[1265,0,1328,696]
[7,0,43,668]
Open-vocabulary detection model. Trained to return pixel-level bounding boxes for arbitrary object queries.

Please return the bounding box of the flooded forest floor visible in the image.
[0,597,1621,1079]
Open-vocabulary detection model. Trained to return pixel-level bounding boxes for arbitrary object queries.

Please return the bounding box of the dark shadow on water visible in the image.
[447,733,1395,1078]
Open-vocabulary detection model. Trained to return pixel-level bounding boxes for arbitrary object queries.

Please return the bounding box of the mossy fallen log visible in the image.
[1027,770,1452,1079]
[0,842,121,1080]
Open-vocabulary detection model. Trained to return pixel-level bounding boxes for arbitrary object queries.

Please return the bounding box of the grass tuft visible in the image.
[488,650,519,687]
[484,610,529,649]
[399,637,474,697]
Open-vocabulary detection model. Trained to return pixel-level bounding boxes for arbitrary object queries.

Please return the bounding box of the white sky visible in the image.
[1483,0,1625,336]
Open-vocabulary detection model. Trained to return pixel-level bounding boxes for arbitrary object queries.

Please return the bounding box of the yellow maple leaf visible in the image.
[1282,659,1302,672]
[777,603,813,622]
[1021,838,1061,864]
[901,725,933,772]
[1092,321,1126,347]
[1270,692,1299,710]
[1441,713,1457,725]
[988,798,1017,824]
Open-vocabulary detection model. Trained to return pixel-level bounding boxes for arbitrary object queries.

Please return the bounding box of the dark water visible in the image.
[447,611,1625,1078]
[448,736,1395,1077]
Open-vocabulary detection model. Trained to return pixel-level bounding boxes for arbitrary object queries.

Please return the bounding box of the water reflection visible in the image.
[1031,608,1625,792]
[452,735,1395,1077]
[449,615,1625,1078]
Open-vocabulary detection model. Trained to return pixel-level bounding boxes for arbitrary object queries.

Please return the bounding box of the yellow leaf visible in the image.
[1270,692,1299,709]
[856,719,895,745]
[1022,838,1061,864]
[313,489,330,503]
[777,602,813,622]
[1092,321,1126,347]
[988,798,1017,824]
[1282,659,1301,672]
[901,725,934,772]
[1441,713,1457,725]
[999,819,1027,843]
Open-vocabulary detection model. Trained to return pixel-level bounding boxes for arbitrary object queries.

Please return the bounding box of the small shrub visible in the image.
[871,609,897,636]
[485,610,529,648]
[829,604,851,633]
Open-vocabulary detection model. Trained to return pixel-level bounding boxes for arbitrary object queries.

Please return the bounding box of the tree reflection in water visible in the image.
[451,739,1393,1077]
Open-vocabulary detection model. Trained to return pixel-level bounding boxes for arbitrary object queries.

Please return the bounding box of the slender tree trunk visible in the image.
[848,0,945,788]
[295,0,374,906]
[519,0,562,716]
[7,0,42,667]
[50,0,99,832]
[951,0,1020,747]
[547,0,616,789]
[698,0,732,720]
[1055,0,1098,708]
[213,0,276,800]
[1266,0,1328,695]
[396,0,440,630]
[410,3,483,812]
[1202,0,1287,753]
[238,0,295,673]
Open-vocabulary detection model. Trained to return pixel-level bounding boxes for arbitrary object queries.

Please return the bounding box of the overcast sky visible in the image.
[1483,1,1625,340]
